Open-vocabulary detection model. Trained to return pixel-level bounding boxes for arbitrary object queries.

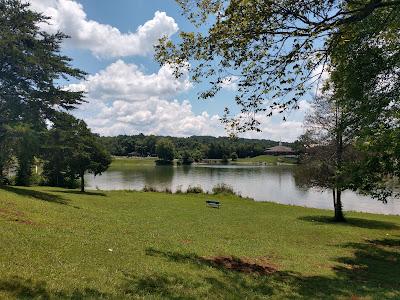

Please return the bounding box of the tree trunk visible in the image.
[80,172,85,192]
[334,188,345,222]
[333,101,345,222]
[332,188,336,208]
[0,167,3,185]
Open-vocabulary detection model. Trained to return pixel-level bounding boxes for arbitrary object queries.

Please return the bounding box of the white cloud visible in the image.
[82,98,224,137]
[68,60,192,102]
[28,0,178,57]
[68,60,223,136]
[239,100,311,141]
[246,119,304,142]
[67,60,309,140]
[26,0,307,140]
[311,64,330,97]
[219,76,239,91]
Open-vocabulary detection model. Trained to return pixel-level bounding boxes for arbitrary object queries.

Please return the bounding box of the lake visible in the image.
[85,164,400,215]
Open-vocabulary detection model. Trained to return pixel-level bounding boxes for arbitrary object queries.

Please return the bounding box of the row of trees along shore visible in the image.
[0,0,111,192]
[100,134,293,161]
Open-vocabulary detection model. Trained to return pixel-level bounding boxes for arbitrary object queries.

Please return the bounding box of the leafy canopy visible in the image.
[156,138,176,162]
[43,113,111,191]
[156,0,400,132]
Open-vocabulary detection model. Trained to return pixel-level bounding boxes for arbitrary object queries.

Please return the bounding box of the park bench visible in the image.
[206,200,221,208]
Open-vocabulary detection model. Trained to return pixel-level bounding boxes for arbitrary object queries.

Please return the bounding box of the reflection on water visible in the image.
[86,164,399,215]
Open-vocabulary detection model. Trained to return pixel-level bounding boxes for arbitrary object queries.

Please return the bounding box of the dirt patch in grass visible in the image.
[180,239,192,244]
[202,256,278,275]
[0,207,35,225]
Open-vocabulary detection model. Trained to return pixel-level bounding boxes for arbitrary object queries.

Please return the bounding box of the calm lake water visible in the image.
[86,164,400,215]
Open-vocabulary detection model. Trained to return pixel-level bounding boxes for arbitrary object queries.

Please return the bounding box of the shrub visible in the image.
[212,183,236,195]
[156,138,175,162]
[175,185,183,194]
[231,152,238,161]
[186,185,204,194]
[142,185,158,192]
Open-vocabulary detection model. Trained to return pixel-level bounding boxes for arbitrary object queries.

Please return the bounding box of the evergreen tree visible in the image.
[0,0,85,185]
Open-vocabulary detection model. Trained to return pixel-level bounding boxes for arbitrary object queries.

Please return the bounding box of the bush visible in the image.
[142,185,158,192]
[180,150,194,165]
[186,185,204,194]
[156,138,175,162]
[212,183,236,195]
[175,185,183,194]
[231,152,238,161]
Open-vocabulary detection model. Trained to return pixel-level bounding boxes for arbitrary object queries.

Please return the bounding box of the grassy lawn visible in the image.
[108,157,157,170]
[0,186,399,299]
[237,155,297,165]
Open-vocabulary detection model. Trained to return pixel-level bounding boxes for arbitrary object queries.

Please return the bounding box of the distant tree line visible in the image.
[99,135,294,162]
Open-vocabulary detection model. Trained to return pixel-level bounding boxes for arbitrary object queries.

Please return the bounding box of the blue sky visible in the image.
[28,0,310,141]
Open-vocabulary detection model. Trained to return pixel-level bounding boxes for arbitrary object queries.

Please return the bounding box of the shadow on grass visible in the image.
[121,270,276,299]
[298,215,399,230]
[146,248,277,275]
[0,276,109,299]
[54,190,107,197]
[0,186,68,205]
[133,237,400,299]
[0,237,398,299]
[121,272,206,299]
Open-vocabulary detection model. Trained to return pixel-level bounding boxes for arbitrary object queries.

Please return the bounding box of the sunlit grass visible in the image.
[237,155,297,165]
[108,156,157,170]
[0,186,399,299]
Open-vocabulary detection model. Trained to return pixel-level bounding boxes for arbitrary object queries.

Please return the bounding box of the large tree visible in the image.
[42,113,111,192]
[156,0,399,131]
[156,138,176,163]
[328,5,400,197]
[0,0,85,184]
[295,93,357,221]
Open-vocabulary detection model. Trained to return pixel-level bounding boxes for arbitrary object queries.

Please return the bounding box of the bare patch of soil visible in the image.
[0,207,35,225]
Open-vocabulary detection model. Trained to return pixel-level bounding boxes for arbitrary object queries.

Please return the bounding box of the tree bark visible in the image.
[334,188,345,222]
[80,172,85,192]
[332,188,336,208]
[333,100,346,222]
[0,167,3,185]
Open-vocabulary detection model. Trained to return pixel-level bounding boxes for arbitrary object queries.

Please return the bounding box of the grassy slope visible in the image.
[0,186,399,299]
[237,155,297,165]
[108,157,157,170]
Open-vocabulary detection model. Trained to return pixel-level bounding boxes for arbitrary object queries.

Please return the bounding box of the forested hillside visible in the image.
[99,135,296,159]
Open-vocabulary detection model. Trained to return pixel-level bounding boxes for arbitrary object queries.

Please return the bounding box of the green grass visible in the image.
[0,186,399,299]
[237,155,297,165]
[108,157,157,170]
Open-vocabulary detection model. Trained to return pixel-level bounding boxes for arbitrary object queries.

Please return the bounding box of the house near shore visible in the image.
[264,142,296,156]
